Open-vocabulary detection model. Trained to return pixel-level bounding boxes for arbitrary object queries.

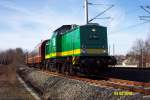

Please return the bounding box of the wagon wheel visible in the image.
[67,64,76,76]
[61,63,66,74]
[72,66,77,76]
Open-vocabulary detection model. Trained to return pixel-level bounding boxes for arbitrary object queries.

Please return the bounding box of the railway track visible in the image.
[42,70,150,95]
[18,65,150,96]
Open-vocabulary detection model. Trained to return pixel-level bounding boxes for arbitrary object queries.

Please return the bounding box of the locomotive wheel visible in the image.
[72,66,77,75]
[61,63,66,74]
[68,66,73,76]
[65,64,69,76]
[61,62,77,76]
[68,65,77,76]
[56,63,61,73]
[57,64,60,73]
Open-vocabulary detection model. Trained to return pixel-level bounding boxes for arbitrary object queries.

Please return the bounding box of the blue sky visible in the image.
[0,0,150,55]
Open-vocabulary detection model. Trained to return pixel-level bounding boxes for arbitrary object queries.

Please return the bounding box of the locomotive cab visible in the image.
[80,24,108,56]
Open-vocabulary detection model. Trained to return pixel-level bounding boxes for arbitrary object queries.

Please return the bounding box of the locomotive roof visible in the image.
[54,23,102,33]
[54,24,78,35]
[52,23,106,37]
[80,23,106,28]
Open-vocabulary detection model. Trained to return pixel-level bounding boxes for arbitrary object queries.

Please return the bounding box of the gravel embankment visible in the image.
[17,66,147,100]
[0,65,36,100]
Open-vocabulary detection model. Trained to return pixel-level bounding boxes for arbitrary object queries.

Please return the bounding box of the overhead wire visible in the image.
[85,0,150,34]
[108,5,150,34]
[110,21,150,34]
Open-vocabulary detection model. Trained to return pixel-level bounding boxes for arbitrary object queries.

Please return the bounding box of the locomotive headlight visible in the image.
[81,44,87,53]
[82,49,87,53]
[92,28,96,32]
[103,50,107,53]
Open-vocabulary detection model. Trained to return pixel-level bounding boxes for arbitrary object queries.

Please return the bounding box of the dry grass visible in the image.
[0,64,16,83]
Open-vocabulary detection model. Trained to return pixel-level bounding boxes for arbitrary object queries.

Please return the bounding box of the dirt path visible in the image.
[0,64,36,100]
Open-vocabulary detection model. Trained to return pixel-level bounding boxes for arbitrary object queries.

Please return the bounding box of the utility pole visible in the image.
[113,44,115,56]
[84,0,113,24]
[141,48,143,68]
[108,45,111,55]
[84,0,89,24]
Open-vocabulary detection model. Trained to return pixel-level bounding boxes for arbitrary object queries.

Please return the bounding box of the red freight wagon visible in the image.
[26,40,48,66]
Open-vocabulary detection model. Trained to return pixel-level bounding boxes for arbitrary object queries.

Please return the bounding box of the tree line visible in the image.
[0,48,25,65]
[126,35,150,67]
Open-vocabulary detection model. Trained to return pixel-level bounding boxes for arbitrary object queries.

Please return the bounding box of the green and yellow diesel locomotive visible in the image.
[26,23,116,75]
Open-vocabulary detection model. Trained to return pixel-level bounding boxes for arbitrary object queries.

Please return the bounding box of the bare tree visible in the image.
[0,48,25,65]
[127,35,150,67]
[145,36,150,67]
